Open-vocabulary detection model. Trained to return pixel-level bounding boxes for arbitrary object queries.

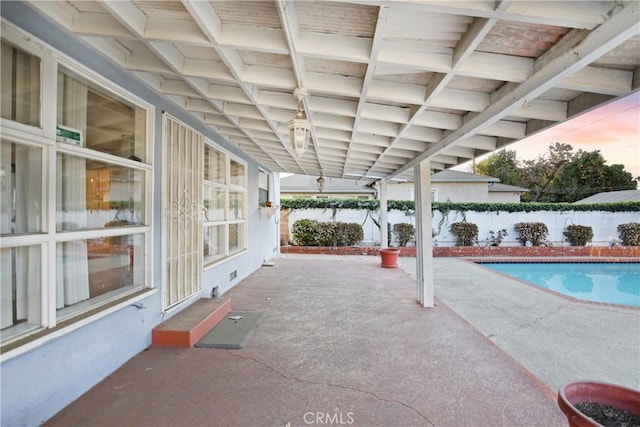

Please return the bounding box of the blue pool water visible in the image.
[479,263,640,307]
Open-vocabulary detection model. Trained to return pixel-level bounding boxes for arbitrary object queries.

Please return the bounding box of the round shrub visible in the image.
[563,225,593,246]
[393,223,415,247]
[450,222,478,246]
[335,222,364,246]
[514,222,549,246]
[617,223,640,246]
[292,219,321,246]
[291,219,363,246]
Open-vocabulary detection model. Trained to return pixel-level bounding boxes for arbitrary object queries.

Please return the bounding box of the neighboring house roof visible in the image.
[573,189,640,204]
[431,169,500,183]
[488,183,529,193]
[280,174,376,194]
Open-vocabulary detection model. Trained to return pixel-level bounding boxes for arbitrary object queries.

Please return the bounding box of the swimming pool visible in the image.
[479,262,640,307]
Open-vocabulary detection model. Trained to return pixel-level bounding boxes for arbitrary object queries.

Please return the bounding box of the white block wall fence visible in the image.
[282,206,639,247]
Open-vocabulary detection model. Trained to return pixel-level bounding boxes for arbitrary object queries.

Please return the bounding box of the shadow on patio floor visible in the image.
[45,256,566,427]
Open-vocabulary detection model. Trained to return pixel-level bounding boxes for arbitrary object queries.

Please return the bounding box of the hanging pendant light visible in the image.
[316,176,325,192]
[287,87,311,157]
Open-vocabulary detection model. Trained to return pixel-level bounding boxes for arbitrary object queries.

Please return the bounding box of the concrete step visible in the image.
[152,297,231,347]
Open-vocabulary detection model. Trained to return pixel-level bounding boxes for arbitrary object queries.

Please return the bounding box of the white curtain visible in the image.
[1,41,42,329]
[1,143,13,328]
[56,74,90,308]
[14,147,42,323]
[0,144,42,329]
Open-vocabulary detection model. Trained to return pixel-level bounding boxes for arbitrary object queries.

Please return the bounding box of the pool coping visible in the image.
[465,257,640,311]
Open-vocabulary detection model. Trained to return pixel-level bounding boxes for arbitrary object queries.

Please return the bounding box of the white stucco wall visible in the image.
[286,207,638,247]
[1,6,279,426]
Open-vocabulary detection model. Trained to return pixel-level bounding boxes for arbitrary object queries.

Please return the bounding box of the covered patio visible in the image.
[45,255,571,426]
[2,1,639,425]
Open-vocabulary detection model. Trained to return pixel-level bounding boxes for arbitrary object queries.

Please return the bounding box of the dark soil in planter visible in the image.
[574,402,640,427]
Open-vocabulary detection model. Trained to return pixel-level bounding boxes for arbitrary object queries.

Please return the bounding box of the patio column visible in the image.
[414,161,434,308]
[379,181,388,248]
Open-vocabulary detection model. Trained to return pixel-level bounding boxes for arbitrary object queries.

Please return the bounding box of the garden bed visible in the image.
[280,245,640,257]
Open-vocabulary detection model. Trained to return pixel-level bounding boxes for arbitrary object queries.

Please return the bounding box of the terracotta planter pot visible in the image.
[558,380,640,427]
[379,248,399,268]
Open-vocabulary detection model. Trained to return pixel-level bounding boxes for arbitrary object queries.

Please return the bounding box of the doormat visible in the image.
[195,311,265,349]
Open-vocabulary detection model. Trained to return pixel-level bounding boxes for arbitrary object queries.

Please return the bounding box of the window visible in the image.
[57,68,147,162]
[203,144,247,265]
[0,29,153,346]
[258,170,270,206]
[1,40,40,127]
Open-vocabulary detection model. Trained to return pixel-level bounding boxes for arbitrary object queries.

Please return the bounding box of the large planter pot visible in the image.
[558,380,640,427]
[379,247,399,268]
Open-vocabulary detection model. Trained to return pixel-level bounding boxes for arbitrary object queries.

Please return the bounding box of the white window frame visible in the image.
[0,22,155,355]
[203,140,248,267]
[258,169,271,206]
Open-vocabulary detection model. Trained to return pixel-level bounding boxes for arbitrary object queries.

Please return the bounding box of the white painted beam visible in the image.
[558,66,634,96]
[512,99,568,121]
[97,0,147,37]
[377,46,451,74]
[457,135,497,150]
[218,24,288,54]
[356,119,400,137]
[297,32,372,63]
[459,51,533,82]
[478,120,526,139]
[431,88,490,112]
[414,110,462,130]
[401,126,443,143]
[388,1,640,178]
[306,72,363,98]
[361,103,410,123]
[367,80,426,105]
[145,17,209,45]
[309,97,357,117]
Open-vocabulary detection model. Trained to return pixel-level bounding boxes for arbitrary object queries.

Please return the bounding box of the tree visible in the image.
[548,151,636,202]
[520,142,576,202]
[473,149,524,187]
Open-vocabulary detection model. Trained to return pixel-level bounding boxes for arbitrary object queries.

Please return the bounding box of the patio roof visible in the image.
[281,173,377,194]
[26,0,640,181]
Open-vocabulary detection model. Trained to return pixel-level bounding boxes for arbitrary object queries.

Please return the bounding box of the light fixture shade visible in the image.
[287,116,311,157]
[316,176,325,192]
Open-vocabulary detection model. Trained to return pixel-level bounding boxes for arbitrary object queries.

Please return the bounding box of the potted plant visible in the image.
[379,247,399,268]
[558,380,640,427]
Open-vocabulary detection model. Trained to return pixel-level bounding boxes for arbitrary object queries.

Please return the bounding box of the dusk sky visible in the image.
[491,92,640,180]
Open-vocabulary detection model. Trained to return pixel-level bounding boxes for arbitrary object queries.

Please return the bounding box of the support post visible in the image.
[380,181,388,248]
[414,161,434,308]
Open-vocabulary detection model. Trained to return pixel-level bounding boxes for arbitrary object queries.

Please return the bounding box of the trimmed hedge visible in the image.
[291,219,363,246]
[514,222,549,246]
[563,225,594,246]
[618,223,640,246]
[450,222,479,246]
[393,223,415,247]
[280,198,640,213]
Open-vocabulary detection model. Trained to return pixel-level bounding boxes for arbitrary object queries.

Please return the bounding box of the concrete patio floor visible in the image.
[45,255,572,427]
[399,256,640,394]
